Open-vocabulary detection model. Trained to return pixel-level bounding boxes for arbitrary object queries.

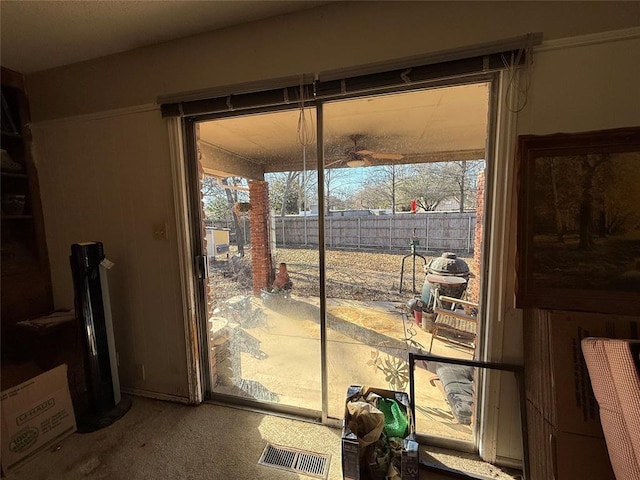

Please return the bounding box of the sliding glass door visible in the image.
[194,108,322,415]
[321,84,490,451]
[187,78,494,450]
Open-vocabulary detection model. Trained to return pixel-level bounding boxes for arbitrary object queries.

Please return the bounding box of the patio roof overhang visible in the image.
[197,82,489,180]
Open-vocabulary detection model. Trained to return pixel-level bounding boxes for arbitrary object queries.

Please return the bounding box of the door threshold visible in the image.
[204,394,325,425]
[420,445,523,480]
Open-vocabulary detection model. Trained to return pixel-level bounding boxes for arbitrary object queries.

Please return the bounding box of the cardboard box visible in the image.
[400,438,419,480]
[341,385,416,480]
[1,364,77,474]
[548,311,639,437]
[553,431,615,480]
[525,309,640,436]
[526,400,616,480]
[524,309,639,480]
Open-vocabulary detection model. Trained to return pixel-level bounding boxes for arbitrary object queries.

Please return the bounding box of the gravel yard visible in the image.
[209,247,475,305]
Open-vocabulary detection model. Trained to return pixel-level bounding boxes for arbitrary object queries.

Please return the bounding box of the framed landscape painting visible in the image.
[516,127,640,315]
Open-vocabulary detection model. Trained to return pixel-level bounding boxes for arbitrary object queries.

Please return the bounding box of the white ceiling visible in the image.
[0,0,328,74]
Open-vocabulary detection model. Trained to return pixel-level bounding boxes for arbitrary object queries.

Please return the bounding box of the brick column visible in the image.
[469,170,485,304]
[249,180,273,296]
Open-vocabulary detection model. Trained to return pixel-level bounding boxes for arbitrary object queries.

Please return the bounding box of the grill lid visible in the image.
[426,252,470,276]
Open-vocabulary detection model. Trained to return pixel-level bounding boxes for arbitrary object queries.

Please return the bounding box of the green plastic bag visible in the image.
[377,398,408,438]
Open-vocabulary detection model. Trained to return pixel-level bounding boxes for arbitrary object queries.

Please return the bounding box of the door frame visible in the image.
[166,116,203,404]
[169,70,522,464]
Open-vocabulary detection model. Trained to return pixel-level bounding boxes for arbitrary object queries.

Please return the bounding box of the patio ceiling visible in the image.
[198,82,489,179]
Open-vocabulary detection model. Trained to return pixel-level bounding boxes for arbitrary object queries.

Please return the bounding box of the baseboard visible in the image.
[121,387,194,405]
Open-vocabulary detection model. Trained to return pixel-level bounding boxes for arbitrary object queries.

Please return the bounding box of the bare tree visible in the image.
[543,157,566,243]
[364,164,411,213]
[352,182,391,210]
[267,171,301,217]
[457,161,467,212]
[599,157,640,235]
[323,167,352,213]
[399,163,455,211]
[578,154,608,250]
[202,176,227,219]
[219,177,248,256]
[436,160,484,212]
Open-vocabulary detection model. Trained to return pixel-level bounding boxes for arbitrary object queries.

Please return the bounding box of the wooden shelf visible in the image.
[1,65,53,335]
[1,171,28,178]
[1,130,22,139]
[2,215,33,220]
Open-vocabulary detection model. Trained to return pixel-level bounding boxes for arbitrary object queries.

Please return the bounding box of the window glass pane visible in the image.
[321,84,490,448]
[198,108,321,412]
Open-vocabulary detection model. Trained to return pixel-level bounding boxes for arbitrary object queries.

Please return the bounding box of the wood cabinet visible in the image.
[1,66,53,358]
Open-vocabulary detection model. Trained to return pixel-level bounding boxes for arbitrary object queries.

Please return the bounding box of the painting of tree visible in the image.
[517,127,640,315]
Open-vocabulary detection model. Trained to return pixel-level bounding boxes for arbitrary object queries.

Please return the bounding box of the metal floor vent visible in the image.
[258,443,331,479]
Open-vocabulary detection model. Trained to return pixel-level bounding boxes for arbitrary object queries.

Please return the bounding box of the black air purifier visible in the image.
[70,242,131,432]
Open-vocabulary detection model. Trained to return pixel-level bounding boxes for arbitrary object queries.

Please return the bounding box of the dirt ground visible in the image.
[209,247,476,306]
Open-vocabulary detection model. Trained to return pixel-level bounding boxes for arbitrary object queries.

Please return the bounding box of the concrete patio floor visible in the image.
[208,294,475,443]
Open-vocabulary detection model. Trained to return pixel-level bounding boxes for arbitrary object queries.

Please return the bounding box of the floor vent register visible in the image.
[258,442,331,479]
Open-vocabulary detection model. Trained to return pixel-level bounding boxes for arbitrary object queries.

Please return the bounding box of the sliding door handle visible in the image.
[195,255,208,280]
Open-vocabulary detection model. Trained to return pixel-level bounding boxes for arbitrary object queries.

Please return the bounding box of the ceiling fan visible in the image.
[342,134,404,168]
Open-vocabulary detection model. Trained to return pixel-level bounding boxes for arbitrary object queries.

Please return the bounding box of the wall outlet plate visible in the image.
[152,223,168,240]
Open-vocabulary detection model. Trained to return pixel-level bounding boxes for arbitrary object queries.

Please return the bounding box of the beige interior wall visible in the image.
[492,32,640,462]
[24,1,638,406]
[518,34,640,135]
[27,2,638,122]
[31,109,189,399]
[506,33,640,365]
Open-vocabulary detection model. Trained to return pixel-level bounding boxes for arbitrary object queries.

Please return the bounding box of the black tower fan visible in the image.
[70,242,131,432]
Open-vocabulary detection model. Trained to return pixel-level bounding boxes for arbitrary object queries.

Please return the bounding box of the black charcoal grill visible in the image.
[420,252,471,312]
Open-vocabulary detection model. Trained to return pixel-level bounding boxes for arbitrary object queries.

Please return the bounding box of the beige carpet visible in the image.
[5,395,519,480]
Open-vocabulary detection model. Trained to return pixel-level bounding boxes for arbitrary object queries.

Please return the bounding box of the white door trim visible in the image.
[166,117,203,404]
[478,69,522,465]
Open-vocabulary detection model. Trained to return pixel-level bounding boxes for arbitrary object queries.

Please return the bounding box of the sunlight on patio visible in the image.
[208,293,475,443]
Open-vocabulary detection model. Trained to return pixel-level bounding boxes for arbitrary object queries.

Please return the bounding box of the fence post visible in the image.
[304,212,308,246]
[426,215,430,252]
[330,216,333,248]
[282,217,286,247]
[389,217,392,251]
[467,215,472,253]
[358,218,361,249]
